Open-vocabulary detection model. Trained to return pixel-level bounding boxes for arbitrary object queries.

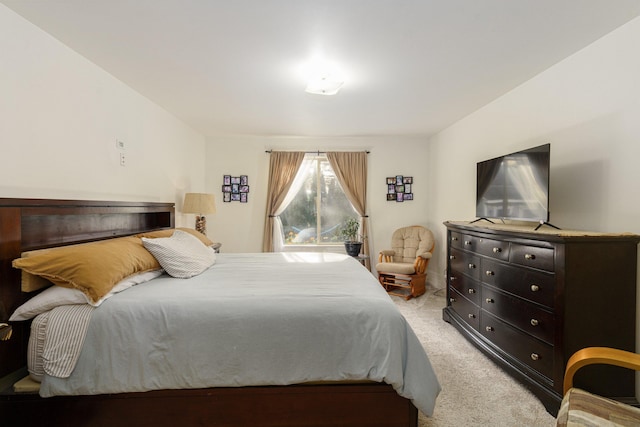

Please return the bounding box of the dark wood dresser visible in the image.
[442,221,640,415]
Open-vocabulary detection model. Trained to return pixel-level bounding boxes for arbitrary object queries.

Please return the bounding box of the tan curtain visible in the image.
[326,152,369,268]
[262,151,305,252]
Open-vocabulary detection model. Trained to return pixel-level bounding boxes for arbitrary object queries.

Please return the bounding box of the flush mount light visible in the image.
[305,75,344,95]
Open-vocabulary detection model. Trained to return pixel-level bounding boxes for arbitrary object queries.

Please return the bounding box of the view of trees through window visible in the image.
[280,155,357,245]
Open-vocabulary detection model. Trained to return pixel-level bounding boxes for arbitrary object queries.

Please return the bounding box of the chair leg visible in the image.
[409,274,426,299]
[378,273,426,300]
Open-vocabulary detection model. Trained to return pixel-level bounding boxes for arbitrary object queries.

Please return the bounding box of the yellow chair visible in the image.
[376,225,434,300]
[557,347,640,426]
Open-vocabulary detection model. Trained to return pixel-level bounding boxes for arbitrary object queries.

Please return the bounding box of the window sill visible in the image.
[282,244,346,254]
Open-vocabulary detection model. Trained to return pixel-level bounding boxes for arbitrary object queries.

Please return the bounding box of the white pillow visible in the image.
[9,269,163,321]
[142,229,216,278]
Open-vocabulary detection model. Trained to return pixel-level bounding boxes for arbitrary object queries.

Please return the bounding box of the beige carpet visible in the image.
[391,288,556,427]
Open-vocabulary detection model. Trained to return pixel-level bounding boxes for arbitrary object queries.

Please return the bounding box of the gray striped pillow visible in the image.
[142,230,216,278]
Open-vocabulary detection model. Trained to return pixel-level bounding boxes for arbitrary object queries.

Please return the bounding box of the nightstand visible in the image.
[353,254,369,268]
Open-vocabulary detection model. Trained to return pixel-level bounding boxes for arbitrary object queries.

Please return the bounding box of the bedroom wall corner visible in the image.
[0,4,206,213]
[425,16,640,295]
[204,135,432,258]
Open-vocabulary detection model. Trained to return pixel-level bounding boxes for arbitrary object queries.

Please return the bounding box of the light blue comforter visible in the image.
[40,252,441,415]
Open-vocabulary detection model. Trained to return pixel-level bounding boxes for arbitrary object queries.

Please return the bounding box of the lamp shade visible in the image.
[183,193,216,215]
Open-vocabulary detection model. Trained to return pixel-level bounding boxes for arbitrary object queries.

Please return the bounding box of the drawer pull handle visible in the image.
[468,263,476,269]
[450,276,456,282]
[530,319,539,326]
[485,298,494,304]
[525,253,536,260]
[485,326,494,332]
[485,270,495,276]
[468,289,476,294]
[492,247,502,253]
[530,353,540,361]
[530,284,540,292]
[449,297,456,303]
[464,240,472,246]
[452,237,458,241]
[449,255,456,260]
[468,314,475,319]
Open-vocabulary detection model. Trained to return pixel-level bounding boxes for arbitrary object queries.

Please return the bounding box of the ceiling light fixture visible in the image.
[305,75,344,95]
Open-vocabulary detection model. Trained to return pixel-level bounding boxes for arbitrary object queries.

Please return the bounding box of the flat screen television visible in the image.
[475,143,550,222]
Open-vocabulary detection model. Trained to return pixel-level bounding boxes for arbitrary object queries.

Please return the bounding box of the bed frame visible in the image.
[0,198,418,427]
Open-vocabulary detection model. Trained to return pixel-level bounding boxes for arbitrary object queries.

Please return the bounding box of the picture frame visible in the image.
[386,175,414,202]
[222,175,249,203]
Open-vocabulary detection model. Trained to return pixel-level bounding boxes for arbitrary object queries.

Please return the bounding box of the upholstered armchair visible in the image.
[376,225,435,300]
[557,347,640,426]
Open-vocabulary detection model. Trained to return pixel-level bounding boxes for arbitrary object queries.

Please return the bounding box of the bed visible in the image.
[0,198,440,427]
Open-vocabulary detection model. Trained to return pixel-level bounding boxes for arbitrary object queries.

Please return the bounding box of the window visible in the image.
[280,154,357,246]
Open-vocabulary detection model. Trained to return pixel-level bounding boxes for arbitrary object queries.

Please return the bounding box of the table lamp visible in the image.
[182,193,216,234]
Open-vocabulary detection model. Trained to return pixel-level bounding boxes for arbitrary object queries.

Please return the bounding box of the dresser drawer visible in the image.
[450,231,463,249]
[476,237,510,261]
[449,272,480,305]
[451,232,480,251]
[481,311,553,379]
[481,258,555,308]
[460,234,478,252]
[510,243,554,271]
[481,287,554,344]
[449,248,480,280]
[449,287,480,330]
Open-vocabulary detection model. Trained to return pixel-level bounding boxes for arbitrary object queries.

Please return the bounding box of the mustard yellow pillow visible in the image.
[12,236,160,304]
[136,227,214,246]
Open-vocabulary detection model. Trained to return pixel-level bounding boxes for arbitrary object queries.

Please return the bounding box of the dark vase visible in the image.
[344,242,362,257]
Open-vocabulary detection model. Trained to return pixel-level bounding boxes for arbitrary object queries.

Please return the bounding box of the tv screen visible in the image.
[476,144,550,222]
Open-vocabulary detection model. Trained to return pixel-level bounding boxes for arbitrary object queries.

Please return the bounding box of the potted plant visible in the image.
[340,218,363,257]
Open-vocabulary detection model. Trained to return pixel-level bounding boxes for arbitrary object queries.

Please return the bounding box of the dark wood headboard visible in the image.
[0,198,175,381]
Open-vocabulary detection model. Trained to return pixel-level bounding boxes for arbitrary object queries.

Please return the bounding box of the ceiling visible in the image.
[3,0,640,138]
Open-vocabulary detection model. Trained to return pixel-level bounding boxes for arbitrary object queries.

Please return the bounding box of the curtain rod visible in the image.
[265,150,370,154]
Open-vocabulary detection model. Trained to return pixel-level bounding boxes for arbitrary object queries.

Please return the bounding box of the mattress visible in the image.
[37,252,441,415]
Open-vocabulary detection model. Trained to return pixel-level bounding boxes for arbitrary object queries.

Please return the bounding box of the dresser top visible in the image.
[445,220,640,242]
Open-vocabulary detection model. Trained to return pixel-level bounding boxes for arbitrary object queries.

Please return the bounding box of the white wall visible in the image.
[0,5,205,225]
[205,136,430,259]
[427,17,640,290]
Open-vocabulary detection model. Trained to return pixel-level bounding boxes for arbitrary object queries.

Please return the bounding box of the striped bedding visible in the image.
[28,305,95,381]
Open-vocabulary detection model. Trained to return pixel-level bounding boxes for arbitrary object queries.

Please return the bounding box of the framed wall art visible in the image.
[386,175,413,202]
[222,175,249,203]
